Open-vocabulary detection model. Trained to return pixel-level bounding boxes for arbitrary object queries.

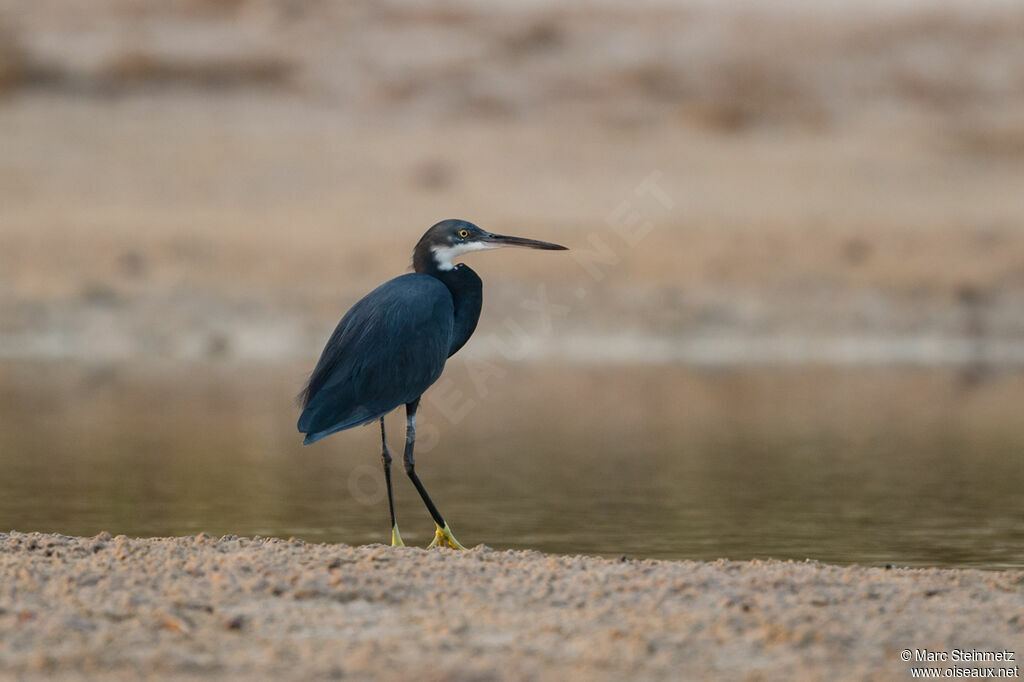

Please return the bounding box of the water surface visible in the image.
[1,362,1022,569]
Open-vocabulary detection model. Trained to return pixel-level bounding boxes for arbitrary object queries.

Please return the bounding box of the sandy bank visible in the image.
[1,532,1021,681]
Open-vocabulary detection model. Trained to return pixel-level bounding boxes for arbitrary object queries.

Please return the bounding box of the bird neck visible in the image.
[413,238,450,275]
[428,264,483,357]
[412,244,436,275]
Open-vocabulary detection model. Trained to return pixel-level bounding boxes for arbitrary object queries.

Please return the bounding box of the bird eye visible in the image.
[458,229,469,239]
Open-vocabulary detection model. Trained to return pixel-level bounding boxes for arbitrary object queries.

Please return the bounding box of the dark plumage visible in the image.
[296,218,567,548]
[297,273,454,444]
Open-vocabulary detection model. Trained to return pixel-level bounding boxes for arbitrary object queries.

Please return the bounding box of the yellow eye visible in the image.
[458,229,469,238]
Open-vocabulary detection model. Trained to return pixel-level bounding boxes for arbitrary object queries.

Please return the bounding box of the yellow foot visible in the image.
[391,524,405,547]
[426,523,466,550]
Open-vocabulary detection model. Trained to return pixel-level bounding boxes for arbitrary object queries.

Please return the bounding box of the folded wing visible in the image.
[297,273,454,445]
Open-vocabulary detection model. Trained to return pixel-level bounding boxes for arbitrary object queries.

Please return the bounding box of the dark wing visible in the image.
[297,273,454,445]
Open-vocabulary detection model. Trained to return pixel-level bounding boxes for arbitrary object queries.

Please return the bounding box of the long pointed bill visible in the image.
[481,232,568,251]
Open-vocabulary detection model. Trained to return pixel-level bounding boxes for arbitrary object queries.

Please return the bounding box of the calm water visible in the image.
[1,362,1022,569]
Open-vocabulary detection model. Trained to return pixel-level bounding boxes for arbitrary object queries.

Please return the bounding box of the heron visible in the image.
[297,219,568,549]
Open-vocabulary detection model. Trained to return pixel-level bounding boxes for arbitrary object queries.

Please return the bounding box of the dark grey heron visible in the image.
[297,219,568,549]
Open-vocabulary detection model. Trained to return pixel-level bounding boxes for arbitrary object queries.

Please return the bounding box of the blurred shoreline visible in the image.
[3,1,1024,370]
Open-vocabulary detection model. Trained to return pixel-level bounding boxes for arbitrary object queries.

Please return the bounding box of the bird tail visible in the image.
[297,404,380,446]
[301,431,326,446]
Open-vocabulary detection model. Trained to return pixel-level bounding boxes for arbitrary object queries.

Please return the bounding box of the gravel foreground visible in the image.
[1,533,1022,681]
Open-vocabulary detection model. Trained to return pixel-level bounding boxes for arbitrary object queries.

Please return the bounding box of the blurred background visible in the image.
[1,0,1023,567]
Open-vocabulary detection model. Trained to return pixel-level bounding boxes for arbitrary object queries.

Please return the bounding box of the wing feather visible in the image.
[297,274,454,444]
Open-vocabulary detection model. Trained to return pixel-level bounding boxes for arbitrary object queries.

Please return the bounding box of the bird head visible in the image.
[413,219,567,273]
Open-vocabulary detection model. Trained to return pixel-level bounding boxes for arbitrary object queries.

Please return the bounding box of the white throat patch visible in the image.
[431,242,498,270]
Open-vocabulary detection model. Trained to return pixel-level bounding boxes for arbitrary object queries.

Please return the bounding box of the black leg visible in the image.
[380,417,403,546]
[403,398,466,549]
[380,418,397,529]
[402,398,445,527]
